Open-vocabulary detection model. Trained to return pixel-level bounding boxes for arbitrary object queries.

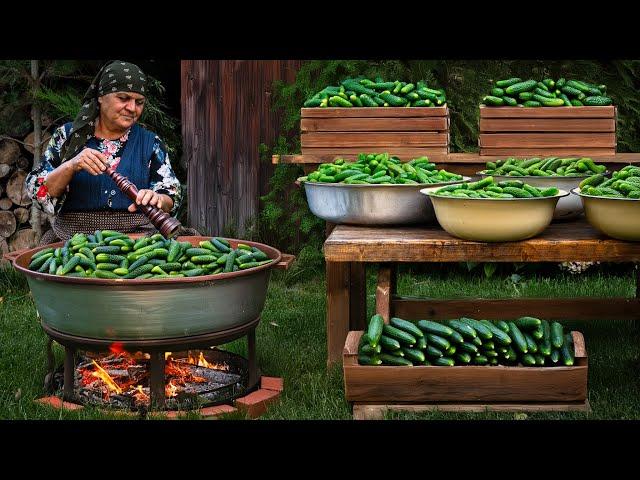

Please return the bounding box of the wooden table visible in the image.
[323,219,640,365]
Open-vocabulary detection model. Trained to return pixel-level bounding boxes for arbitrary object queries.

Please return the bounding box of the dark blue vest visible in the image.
[61,122,156,212]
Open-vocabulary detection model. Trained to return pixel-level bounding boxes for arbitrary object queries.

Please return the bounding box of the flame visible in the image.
[132,385,149,404]
[187,352,229,371]
[165,352,172,360]
[90,360,122,394]
[165,380,179,398]
[109,342,125,355]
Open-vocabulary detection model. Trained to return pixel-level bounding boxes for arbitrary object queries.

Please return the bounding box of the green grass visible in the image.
[1,264,638,420]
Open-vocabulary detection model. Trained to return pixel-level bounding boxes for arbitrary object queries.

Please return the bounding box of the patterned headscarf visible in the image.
[61,60,147,161]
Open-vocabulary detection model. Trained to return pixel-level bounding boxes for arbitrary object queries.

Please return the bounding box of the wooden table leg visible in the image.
[376,263,396,323]
[349,262,366,331]
[326,260,350,366]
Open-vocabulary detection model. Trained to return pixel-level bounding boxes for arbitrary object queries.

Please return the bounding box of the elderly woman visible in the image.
[26,60,195,244]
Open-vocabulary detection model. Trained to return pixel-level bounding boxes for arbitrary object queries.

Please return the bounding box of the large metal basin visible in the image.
[572,188,640,241]
[12,236,282,341]
[478,172,592,221]
[303,178,471,225]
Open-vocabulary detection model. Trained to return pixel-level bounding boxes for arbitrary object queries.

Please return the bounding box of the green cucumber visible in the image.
[521,354,536,366]
[380,354,413,366]
[491,87,505,97]
[425,345,444,358]
[539,320,552,356]
[523,332,538,354]
[417,320,454,338]
[402,347,426,363]
[426,334,450,351]
[550,322,564,349]
[473,355,488,365]
[367,314,384,348]
[358,355,382,366]
[483,95,504,106]
[416,337,427,350]
[508,322,528,354]
[515,316,542,330]
[360,343,382,356]
[447,319,477,339]
[390,317,423,338]
[433,357,455,366]
[531,324,544,340]
[383,324,416,346]
[496,320,510,333]
[550,349,561,364]
[479,320,512,346]
[505,79,538,95]
[379,335,401,351]
[583,96,612,106]
[495,77,522,88]
[455,352,472,364]
[448,329,464,344]
[460,317,492,340]
[458,342,479,355]
[561,333,575,366]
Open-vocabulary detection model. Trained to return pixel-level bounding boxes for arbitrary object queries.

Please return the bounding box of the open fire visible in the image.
[70,346,245,410]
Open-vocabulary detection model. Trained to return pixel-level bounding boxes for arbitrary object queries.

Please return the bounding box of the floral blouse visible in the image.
[26,125,182,216]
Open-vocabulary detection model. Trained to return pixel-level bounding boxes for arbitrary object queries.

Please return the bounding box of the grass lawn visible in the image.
[0,263,638,420]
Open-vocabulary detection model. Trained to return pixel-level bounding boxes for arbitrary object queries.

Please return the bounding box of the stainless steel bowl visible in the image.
[572,187,640,241]
[478,172,592,221]
[303,177,471,225]
[13,236,282,341]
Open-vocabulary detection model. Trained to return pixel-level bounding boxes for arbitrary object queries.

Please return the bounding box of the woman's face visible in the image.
[98,92,146,131]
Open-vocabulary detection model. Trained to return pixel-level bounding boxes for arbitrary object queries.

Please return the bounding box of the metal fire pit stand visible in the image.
[42,316,261,410]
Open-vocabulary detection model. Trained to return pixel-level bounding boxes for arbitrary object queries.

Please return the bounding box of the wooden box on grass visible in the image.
[479,105,617,156]
[301,106,450,161]
[343,330,588,404]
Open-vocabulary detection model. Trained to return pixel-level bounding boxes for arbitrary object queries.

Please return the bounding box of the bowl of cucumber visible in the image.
[478,173,587,220]
[421,178,568,242]
[303,178,472,225]
[572,188,640,241]
[12,235,283,340]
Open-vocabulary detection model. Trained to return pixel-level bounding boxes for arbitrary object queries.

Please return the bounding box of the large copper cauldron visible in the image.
[11,236,289,341]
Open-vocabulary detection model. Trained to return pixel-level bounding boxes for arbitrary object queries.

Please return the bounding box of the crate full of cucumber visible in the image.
[301,78,450,159]
[479,78,616,156]
[359,314,576,367]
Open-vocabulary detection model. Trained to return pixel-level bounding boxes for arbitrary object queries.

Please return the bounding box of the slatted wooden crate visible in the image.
[343,330,589,417]
[301,106,449,161]
[479,106,617,156]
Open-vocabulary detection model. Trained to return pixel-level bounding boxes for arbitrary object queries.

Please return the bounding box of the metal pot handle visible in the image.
[2,247,31,264]
[274,253,295,270]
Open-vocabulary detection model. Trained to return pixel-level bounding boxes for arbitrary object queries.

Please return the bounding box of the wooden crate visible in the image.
[343,330,588,410]
[479,105,617,156]
[301,106,449,161]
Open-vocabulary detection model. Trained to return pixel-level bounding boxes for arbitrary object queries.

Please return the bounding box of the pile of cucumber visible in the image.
[27,230,273,279]
[432,177,559,198]
[303,77,446,108]
[579,165,640,199]
[359,314,575,367]
[482,77,612,107]
[482,157,607,177]
[299,153,463,185]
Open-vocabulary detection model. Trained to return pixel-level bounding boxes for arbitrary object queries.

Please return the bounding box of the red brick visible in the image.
[234,388,281,418]
[260,376,284,392]
[35,396,84,411]
[200,404,237,418]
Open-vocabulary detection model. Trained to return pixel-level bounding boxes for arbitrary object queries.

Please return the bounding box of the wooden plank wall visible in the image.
[181,60,301,236]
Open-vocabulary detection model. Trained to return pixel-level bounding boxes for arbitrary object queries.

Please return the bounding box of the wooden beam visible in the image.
[326,261,350,366]
[391,297,640,322]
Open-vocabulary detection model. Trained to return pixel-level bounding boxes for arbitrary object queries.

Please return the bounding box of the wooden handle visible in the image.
[275,253,295,270]
[2,247,31,263]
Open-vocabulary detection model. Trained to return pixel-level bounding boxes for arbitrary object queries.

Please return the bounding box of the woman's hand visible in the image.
[69,148,108,175]
[128,189,173,213]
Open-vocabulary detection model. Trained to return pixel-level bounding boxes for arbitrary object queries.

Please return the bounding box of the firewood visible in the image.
[16,156,30,170]
[13,207,29,224]
[0,164,12,179]
[0,197,12,210]
[8,228,38,251]
[6,170,31,207]
[0,211,17,238]
[0,139,20,165]
[23,131,51,155]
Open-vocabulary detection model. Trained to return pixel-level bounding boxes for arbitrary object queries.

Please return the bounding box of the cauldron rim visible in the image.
[13,235,282,286]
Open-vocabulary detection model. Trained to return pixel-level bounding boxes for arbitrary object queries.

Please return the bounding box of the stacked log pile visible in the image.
[0,132,51,261]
